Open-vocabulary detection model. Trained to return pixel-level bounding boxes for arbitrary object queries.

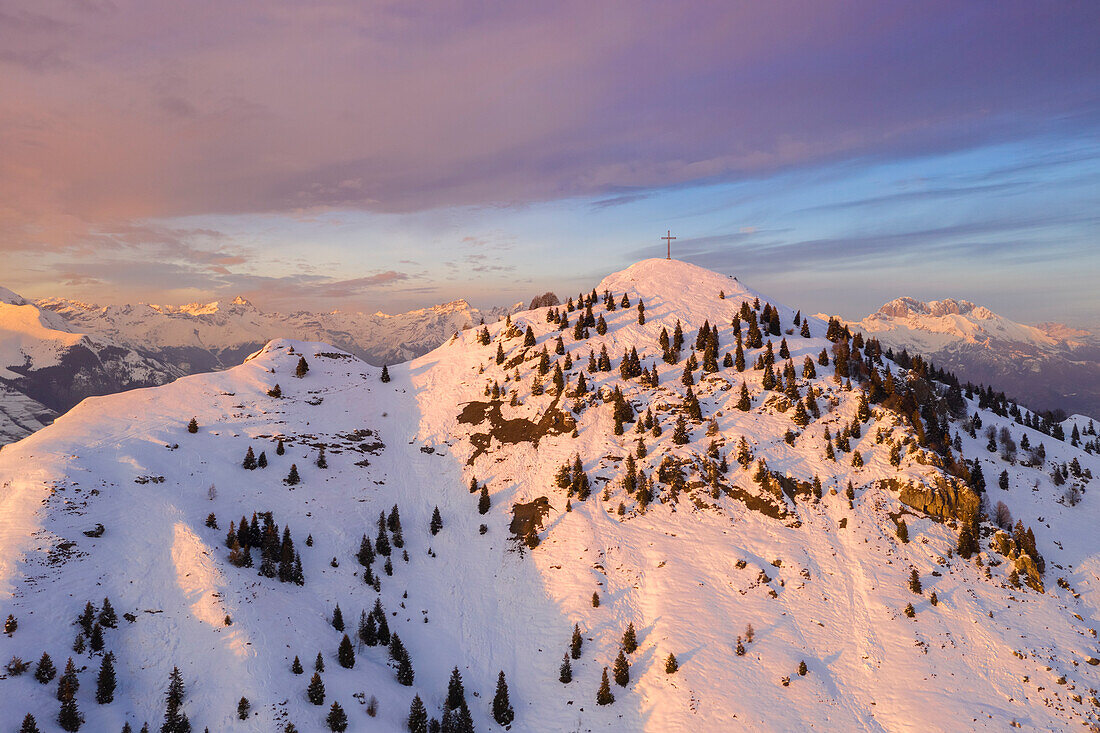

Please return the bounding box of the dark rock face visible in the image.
[1,341,175,414]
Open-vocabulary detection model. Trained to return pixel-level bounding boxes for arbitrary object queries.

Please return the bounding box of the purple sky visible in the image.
[2,1,1098,323]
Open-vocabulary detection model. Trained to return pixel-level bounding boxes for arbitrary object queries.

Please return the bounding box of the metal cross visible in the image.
[662,230,676,260]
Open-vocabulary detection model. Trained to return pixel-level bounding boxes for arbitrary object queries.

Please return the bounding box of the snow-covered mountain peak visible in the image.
[0,286,29,307]
[1,261,1099,731]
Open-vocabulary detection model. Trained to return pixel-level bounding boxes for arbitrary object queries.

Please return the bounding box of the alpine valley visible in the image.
[1,260,1098,732]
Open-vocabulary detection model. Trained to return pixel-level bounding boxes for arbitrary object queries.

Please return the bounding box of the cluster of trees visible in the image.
[224,511,305,584]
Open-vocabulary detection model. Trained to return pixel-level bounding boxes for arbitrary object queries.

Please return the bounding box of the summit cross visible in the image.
[662,230,676,260]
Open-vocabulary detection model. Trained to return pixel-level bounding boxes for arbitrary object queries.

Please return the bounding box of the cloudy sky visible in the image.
[2,1,1098,324]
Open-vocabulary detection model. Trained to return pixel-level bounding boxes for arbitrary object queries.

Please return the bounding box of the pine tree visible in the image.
[591,590,601,607]
[242,446,257,470]
[338,634,355,668]
[492,671,515,725]
[326,702,348,732]
[478,486,490,514]
[570,624,583,659]
[798,660,808,676]
[381,365,391,382]
[672,415,689,445]
[909,568,922,593]
[896,519,909,543]
[408,694,428,733]
[187,418,198,434]
[315,651,325,672]
[95,653,116,704]
[596,668,615,705]
[90,622,104,652]
[904,602,916,618]
[559,653,573,683]
[291,656,303,674]
[621,622,637,654]
[285,463,300,486]
[161,666,190,733]
[276,438,285,455]
[20,714,40,733]
[58,696,82,732]
[737,382,751,411]
[316,447,328,469]
[296,356,309,378]
[430,506,443,535]
[307,673,325,705]
[613,650,630,686]
[58,658,79,701]
[267,383,282,398]
[665,652,679,673]
[237,697,251,720]
[446,667,466,710]
[35,652,56,684]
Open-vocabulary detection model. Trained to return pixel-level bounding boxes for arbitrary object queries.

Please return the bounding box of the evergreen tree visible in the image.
[357,534,375,567]
[559,653,573,683]
[909,568,922,594]
[58,696,82,732]
[237,697,251,720]
[20,714,40,733]
[596,668,615,705]
[621,622,637,654]
[276,439,285,456]
[268,383,282,398]
[58,658,79,701]
[295,356,309,378]
[492,671,515,725]
[737,382,751,411]
[316,447,328,469]
[665,652,679,673]
[591,590,601,607]
[896,519,909,543]
[478,486,490,514]
[284,464,300,486]
[291,656,303,674]
[375,514,392,556]
[956,520,978,559]
[307,673,325,705]
[671,415,689,445]
[326,702,348,732]
[430,506,443,535]
[242,446,257,470]
[34,652,56,684]
[408,695,428,733]
[338,634,355,669]
[95,653,116,704]
[613,650,630,686]
[570,624,583,659]
[381,365,391,382]
[446,667,466,710]
[187,418,198,434]
[161,666,190,733]
[332,603,344,632]
[798,660,808,676]
[315,652,325,672]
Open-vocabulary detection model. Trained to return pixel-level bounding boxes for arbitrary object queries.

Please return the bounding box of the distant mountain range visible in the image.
[832,296,1100,418]
[1,288,517,444]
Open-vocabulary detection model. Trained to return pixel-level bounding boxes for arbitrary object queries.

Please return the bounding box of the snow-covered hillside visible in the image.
[1,260,1098,732]
[833,297,1100,418]
[39,295,519,372]
[0,288,178,446]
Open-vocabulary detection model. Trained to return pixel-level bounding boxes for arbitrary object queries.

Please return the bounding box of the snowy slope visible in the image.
[1,259,1098,731]
[833,297,1100,418]
[39,295,520,371]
